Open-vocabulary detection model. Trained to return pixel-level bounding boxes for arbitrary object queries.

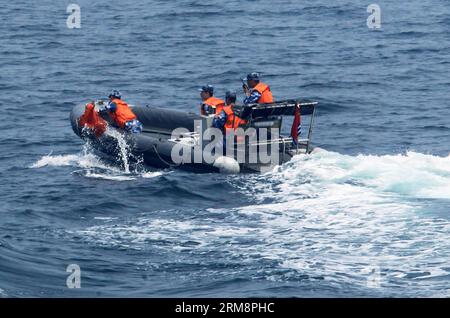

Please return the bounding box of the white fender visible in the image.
[213,156,240,174]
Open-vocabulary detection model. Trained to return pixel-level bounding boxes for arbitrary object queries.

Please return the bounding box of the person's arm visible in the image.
[106,101,117,112]
[99,101,117,113]
[243,90,262,105]
[201,103,217,116]
[212,110,227,129]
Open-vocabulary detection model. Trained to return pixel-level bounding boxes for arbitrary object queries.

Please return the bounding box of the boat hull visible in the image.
[70,103,306,173]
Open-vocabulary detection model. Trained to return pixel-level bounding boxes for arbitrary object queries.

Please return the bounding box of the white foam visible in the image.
[93,217,118,221]
[227,150,450,290]
[264,150,450,201]
[142,171,166,179]
[31,147,167,181]
[82,170,136,181]
[30,153,82,169]
[67,149,450,295]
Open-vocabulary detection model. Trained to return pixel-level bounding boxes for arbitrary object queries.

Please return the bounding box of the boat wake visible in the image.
[264,149,450,200]
[64,149,450,297]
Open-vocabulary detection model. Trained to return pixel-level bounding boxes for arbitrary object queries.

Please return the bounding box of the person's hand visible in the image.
[98,103,108,113]
[243,84,249,96]
[200,103,207,115]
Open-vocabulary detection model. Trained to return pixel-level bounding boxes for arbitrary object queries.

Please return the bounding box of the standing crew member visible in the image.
[199,84,225,115]
[242,72,274,104]
[100,90,143,134]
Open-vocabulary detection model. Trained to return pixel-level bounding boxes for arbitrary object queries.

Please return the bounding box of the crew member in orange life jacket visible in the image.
[242,72,274,104]
[99,90,143,134]
[212,90,247,133]
[199,84,225,115]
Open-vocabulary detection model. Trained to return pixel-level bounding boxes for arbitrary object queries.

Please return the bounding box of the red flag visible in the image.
[290,104,301,145]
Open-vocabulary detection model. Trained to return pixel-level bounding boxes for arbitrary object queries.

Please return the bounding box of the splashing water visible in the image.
[30,143,167,180]
[103,127,131,173]
[30,146,108,171]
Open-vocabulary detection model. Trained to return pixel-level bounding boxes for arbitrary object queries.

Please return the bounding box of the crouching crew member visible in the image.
[100,90,143,134]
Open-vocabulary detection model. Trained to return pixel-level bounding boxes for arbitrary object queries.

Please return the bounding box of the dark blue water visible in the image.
[1,0,450,297]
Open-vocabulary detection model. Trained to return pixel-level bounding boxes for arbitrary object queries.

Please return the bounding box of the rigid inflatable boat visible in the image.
[70,99,318,173]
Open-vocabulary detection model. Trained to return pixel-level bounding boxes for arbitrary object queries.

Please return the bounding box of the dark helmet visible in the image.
[109,89,121,99]
[225,90,237,103]
[245,72,260,82]
[198,84,214,95]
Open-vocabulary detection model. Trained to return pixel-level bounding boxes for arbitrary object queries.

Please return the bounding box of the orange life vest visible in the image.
[201,96,225,115]
[79,103,107,137]
[253,82,274,103]
[223,104,247,132]
[109,98,137,128]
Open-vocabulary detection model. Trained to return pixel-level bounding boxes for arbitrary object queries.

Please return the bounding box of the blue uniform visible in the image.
[243,90,262,105]
[212,110,227,130]
[99,101,143,134]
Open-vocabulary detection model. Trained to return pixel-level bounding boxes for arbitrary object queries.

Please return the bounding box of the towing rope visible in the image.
[152,144,180,168]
